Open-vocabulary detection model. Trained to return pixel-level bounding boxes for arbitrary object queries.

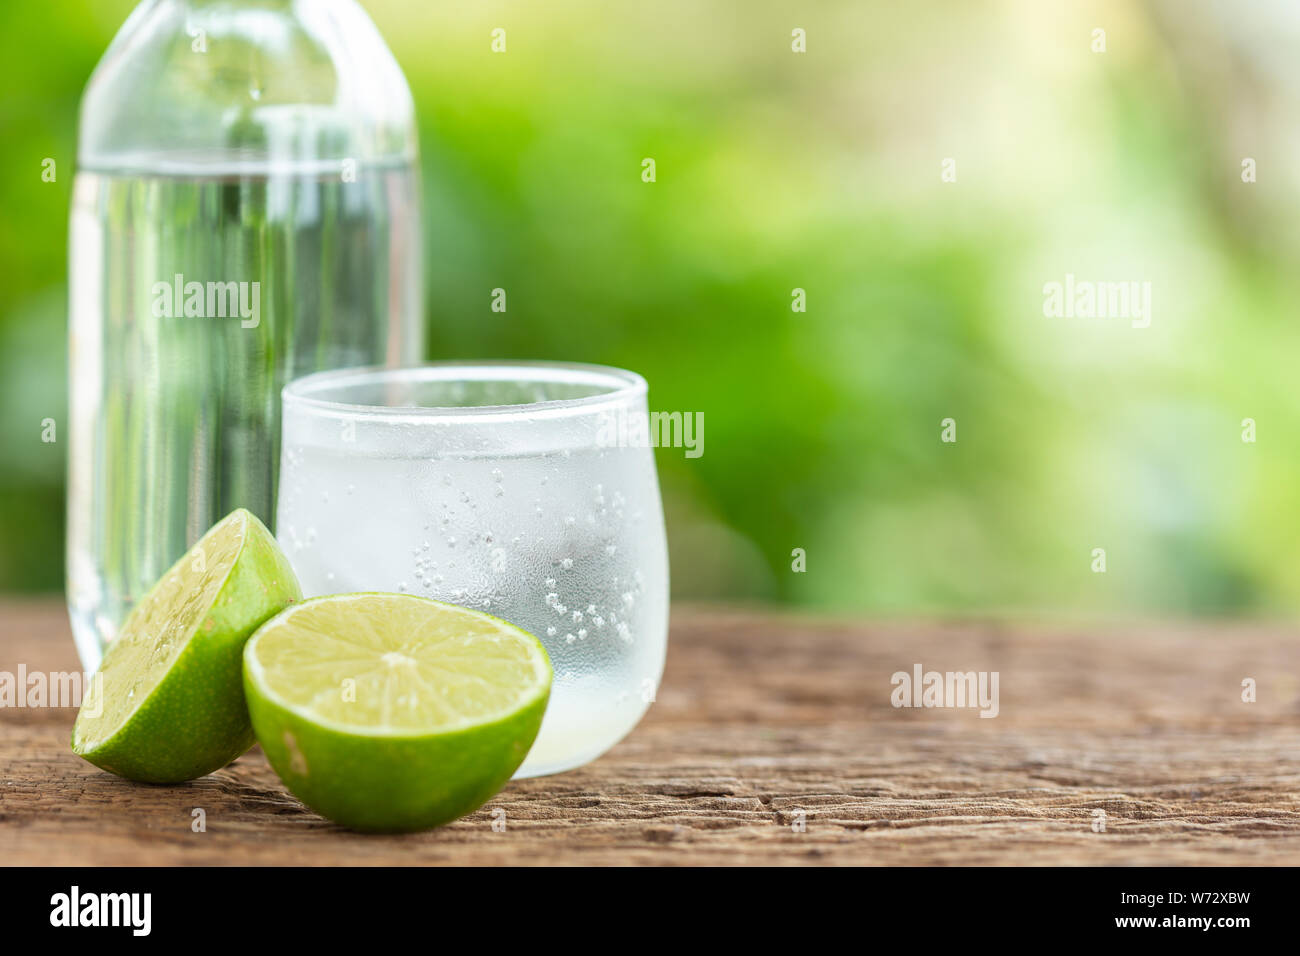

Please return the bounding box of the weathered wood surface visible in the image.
[2,598,1299,865]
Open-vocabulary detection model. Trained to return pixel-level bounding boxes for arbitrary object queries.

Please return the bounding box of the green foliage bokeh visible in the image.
[3,0,1299,617]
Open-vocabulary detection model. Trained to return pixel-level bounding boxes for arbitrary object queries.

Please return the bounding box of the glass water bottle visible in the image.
[67,0,423,669]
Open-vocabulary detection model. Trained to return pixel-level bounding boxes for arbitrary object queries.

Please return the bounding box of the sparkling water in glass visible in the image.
[276,363,669,777]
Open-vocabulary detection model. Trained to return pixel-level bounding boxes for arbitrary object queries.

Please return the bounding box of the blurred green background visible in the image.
[4,0,1300,616]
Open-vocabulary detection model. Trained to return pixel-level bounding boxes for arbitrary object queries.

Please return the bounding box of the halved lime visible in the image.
[242,593,552,832]
[72,508,302,783]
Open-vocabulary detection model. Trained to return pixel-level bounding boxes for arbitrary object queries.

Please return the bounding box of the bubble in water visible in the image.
[546,626,557,637]
[560,557,573,570]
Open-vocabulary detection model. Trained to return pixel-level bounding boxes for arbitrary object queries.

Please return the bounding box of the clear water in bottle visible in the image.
[66,1,422,669]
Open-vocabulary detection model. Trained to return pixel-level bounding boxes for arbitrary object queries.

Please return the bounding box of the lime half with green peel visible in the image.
[243,593,552,832]
[72,508,302,783]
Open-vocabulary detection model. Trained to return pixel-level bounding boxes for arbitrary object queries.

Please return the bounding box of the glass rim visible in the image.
[281,360,648,423]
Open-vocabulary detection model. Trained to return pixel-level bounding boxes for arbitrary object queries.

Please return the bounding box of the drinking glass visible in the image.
[276,362,669,777]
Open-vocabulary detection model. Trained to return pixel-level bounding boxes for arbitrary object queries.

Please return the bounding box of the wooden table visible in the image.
[3,598,1299,865]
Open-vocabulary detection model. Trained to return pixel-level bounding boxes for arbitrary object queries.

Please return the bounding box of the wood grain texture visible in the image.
[3,598,1300,865]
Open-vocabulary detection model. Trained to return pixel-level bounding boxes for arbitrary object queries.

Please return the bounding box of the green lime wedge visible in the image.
[72,508,302,782]
[242,593,552,832]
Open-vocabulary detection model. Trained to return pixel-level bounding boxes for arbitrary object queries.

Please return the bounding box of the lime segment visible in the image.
[243,593,551,831]
[72,508,302,782]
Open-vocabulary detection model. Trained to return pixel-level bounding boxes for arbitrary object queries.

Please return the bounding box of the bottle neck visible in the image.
[178,0,295,6]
